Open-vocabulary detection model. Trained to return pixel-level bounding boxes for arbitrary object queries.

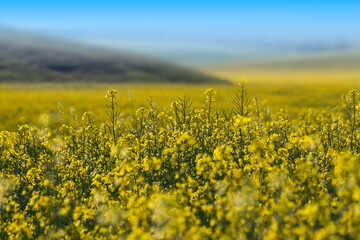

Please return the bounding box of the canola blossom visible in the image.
[0,86,360,239]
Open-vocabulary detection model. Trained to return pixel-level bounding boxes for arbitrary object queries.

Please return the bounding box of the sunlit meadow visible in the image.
[1,0,360,239]
[0,81,360,238]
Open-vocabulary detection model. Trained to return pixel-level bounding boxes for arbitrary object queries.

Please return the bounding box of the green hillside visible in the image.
[0,27,228,84]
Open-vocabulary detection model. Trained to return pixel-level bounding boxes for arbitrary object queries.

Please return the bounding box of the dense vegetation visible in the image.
[1,82,360,239]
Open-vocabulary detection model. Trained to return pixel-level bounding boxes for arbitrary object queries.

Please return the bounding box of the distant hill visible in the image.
[0,27,228,84]
[207,50,360,71]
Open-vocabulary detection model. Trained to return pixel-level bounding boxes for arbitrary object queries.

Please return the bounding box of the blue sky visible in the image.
[1,1,359,64]
[1,1,359,40]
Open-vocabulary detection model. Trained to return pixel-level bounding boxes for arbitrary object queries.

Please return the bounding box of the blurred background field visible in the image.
[0,80,357,131]
[199,50,360,84]
[1,28,360,130]
[0,1,360,130]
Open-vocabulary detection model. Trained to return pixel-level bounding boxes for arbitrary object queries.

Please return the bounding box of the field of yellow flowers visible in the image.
[0,82,354,131]
[1,82,360,239]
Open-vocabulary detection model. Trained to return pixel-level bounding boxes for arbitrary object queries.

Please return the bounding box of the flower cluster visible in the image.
[0,87,360,239]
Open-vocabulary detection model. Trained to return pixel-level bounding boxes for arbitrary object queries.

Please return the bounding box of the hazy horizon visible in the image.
[1,0,360,65]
